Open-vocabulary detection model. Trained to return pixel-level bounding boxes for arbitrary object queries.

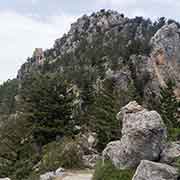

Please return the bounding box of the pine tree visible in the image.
[0,79,18,114]
[160,80,179,128]
[87,86,120,151]
[19,72,74,146]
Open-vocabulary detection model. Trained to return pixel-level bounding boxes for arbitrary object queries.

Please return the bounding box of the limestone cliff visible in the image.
[17,10,180,106]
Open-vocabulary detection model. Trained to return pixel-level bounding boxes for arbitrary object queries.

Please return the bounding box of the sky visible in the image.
[0,0,180,84]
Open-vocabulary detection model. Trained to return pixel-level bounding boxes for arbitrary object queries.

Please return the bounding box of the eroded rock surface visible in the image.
[132,160,179,180]
[160,141,180,165]
[103,101,167,169]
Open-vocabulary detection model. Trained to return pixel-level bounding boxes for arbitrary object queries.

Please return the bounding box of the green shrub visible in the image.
[93,160,134,180]
[174,157,180,177]
[168,128,180,141]
[40,138,84,172]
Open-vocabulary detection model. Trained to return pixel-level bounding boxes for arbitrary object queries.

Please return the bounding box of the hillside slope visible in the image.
[0,10,180,180]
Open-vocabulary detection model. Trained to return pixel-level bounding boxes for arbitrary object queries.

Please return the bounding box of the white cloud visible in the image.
[0,11,75,84]
[31,0,38,5]
[97,0,180,20]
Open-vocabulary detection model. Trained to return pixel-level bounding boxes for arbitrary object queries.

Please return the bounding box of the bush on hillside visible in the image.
[40,138,84,172]
[168,128,180,141]
[93,160,134,180]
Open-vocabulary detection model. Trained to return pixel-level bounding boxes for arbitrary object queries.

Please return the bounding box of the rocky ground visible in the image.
[54,170,93,180]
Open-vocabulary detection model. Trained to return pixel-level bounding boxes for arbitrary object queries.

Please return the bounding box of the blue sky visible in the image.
[0,0,180,83]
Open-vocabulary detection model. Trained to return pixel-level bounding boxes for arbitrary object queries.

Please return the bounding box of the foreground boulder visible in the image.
[103,101,167,169]
[132,160,179,180]
[160,141,180,165]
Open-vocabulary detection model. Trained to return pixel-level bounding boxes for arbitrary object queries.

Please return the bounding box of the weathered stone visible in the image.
[160,141,180,165]
[77,132,98,154]
[151,23,180,60]
[132,160,179,180]
[82,154,100,168]
[40,168,65,180]
[40,172,56,180]
[55,167,65,176]
[120,101,166,136]
[103,101,167,169]
[151,23,180,94]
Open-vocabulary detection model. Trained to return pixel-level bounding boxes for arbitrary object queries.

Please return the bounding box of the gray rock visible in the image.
[151,23,180,96]
[77,132,98,154]
[0,178,11,180]
[55,167,65,175]
[151,23,180,59]
[40,172,55,180]
[160,141,180,165]
[103,101,167,169]
[120,101,166,136]
[40,168,65,180]
[82,154,100,168]
[132,160,179,180]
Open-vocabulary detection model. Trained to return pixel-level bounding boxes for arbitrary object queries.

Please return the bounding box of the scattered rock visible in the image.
[82,154,100,168]
[103,101,167,169]
[132,160,179,180]
[40,172,56,180]
[77,132,98,154]
[55,167,65,176]
[40,168,64,180]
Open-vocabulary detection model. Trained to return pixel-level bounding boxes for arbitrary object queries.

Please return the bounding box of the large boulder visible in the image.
[103,101,167,169]
[160,141,180,165]
[132,160,179,180]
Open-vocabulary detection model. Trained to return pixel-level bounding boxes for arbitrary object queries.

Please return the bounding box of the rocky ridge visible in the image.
[6,10,180,180]
[17,10,180,109]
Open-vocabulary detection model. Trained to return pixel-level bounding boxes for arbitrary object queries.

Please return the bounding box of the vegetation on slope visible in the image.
[93,160,134,180]
[0,11,179,179]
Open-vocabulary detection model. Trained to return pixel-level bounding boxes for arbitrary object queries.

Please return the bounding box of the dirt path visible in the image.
[54,170,94,180]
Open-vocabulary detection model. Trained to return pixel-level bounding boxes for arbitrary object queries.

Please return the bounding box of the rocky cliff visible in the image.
[17,10,180,109]
[1,9,180,180]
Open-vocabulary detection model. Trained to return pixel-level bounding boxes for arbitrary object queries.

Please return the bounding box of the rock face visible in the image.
[160,141,180,165]
[150,23,180,97]
[103,101,167,169]
[17,10,180,105]
[132,160,179,180]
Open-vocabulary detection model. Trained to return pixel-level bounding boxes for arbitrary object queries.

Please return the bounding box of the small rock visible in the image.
[40,172,55,180]
[55,167,65,176]
[82,154,100,168]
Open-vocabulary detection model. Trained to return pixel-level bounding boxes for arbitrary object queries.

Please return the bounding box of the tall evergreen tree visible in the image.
[0,79,18,114]
[19,73,74,146]
[160,80,179,128]
[87,85,120,151]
